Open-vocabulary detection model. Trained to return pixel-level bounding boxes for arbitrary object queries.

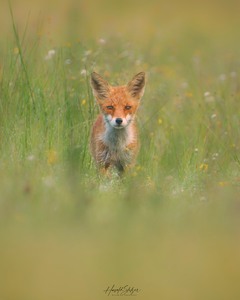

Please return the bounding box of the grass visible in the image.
[0,1,240,299]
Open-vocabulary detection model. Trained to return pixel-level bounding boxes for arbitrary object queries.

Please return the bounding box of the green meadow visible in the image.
[0,0,240,299]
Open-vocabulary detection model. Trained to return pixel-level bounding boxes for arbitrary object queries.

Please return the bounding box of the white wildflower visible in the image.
[212,153,219,160]
[219,74,226,81]
[27,155,35,161]
[230,71,237,78]
[84,50,92,56]
[211,113,217,119]
[45,49,56,60]
[181,82,189,89]
[98,38,106,45]
[80,69,87,76]
[42,176,55,187]
[204,91,215,103]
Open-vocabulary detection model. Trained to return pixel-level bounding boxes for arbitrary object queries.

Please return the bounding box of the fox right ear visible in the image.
[90,72,110,100]
[127,72,145,99]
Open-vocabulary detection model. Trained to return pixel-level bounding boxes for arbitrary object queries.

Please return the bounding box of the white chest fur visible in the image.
[103,122,134,149]
[99,122,136,168]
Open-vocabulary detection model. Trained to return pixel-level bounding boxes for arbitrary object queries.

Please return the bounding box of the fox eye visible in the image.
[125,106,132,110]
[106,105,114,110]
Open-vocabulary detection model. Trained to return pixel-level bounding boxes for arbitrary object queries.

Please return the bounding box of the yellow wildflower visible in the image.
[47,150,58,165]
[13,47,19,54]
[185,92,193,98]
[218,181,229,187]
[158,118,163,125]
[81,99,86,105]
[199,163,208,171]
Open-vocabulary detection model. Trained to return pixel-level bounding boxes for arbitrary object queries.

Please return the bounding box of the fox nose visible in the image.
[116,118,123,125]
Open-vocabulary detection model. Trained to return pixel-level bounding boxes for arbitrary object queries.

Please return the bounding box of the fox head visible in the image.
[91,72,145,129]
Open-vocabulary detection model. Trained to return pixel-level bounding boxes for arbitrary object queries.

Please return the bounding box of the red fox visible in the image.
[90,72,145,174]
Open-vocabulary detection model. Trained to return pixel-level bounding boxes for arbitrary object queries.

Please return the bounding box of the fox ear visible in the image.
[127,72,145,99]
[90,72,110,100]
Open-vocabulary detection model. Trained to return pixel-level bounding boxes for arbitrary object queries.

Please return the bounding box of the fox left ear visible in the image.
[90,72,110,100]
[127,72,145,99]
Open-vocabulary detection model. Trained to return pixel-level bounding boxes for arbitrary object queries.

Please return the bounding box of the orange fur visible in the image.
[90,72,145,174]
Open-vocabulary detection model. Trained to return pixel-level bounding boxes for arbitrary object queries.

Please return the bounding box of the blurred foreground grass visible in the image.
[0,0,240,299]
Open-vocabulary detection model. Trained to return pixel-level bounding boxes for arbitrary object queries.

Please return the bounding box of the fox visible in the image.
[90,71,146,175]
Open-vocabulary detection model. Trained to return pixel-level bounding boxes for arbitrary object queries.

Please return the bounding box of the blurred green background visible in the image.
[0,0,240,299]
